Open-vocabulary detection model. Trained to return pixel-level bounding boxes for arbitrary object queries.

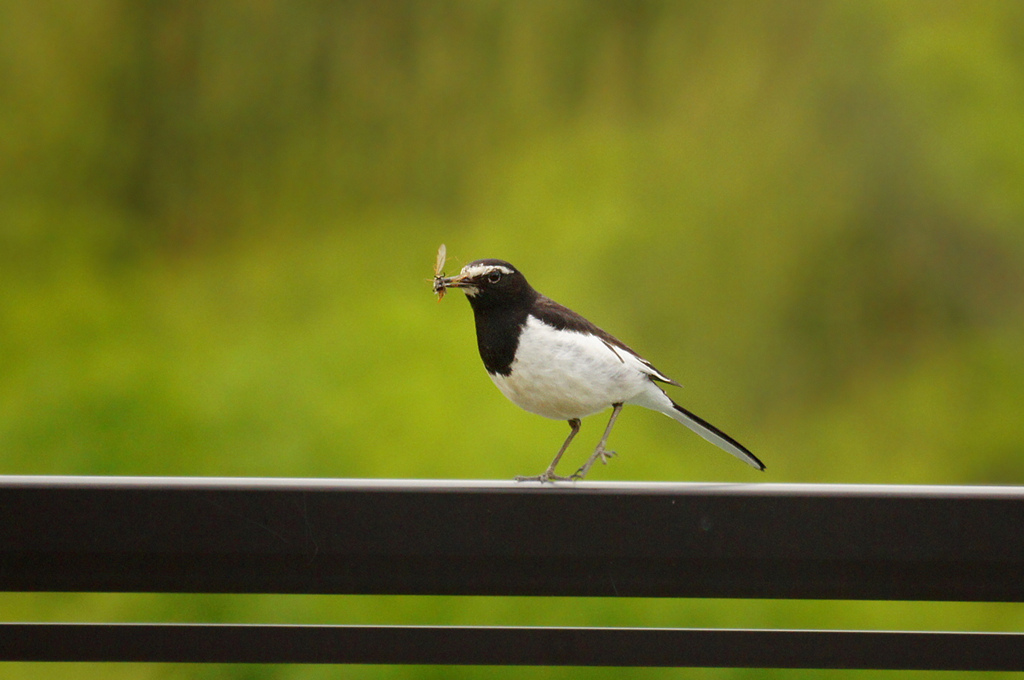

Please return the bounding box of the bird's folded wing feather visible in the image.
[531,296,681,386]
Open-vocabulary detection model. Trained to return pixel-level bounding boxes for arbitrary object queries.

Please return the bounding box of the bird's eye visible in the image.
[487,271,502,284]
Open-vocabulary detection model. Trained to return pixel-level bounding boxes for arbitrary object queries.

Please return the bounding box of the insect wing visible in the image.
[435,244,447,277]
[433,243,448,300]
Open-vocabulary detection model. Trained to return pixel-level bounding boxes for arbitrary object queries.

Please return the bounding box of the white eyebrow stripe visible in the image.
[460,264,514,278]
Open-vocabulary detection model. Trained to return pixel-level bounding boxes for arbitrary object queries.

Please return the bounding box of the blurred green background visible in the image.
[2,1,1024,678]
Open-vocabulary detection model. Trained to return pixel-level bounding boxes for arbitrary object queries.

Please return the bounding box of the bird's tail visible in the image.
[666,399,765,471]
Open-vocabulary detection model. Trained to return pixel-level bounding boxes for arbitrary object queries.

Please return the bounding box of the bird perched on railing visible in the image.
[433,250,764,482]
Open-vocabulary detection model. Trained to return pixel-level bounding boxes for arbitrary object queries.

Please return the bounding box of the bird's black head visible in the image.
[438,258,537,311]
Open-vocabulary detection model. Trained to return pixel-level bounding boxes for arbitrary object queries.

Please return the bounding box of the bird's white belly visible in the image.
[488,317,651,420]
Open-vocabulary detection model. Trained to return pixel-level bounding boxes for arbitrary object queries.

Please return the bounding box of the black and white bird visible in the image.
[435,258,765,482]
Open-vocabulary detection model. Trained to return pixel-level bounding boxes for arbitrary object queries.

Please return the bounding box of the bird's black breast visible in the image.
[469,305,528,377]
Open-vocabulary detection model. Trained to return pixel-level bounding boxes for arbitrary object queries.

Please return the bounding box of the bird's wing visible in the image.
[531,296,681,386]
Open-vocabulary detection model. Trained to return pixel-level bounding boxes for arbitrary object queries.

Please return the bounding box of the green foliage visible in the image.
[2,1,1023,678]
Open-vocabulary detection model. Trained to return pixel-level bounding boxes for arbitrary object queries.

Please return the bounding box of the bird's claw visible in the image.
[515,471,574,483]
[570,448,616,480]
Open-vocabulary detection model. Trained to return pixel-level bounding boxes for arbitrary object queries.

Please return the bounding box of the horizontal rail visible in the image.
[2,476,1024,600]
[2,623,1023,669]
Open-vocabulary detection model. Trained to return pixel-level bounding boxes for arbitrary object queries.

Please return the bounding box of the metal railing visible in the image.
[2,476,1023,669]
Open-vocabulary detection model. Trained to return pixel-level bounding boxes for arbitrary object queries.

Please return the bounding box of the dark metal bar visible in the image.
[2,623,1024,670]
[2,476,1024,600]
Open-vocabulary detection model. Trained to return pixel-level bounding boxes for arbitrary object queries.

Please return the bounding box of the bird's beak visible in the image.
[441,273,470,288]
[434,272,471,301]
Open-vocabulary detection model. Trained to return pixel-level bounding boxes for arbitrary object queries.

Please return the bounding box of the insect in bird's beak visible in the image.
[432,244,472,300]
[432,244,449,301]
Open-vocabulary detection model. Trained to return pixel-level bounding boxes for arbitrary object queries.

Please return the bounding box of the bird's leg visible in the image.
[573,403,623,480]
[515,418,581,483]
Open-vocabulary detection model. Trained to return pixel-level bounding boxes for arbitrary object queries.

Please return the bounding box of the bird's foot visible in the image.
[515,470,574,483]
[571,448,616,480]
